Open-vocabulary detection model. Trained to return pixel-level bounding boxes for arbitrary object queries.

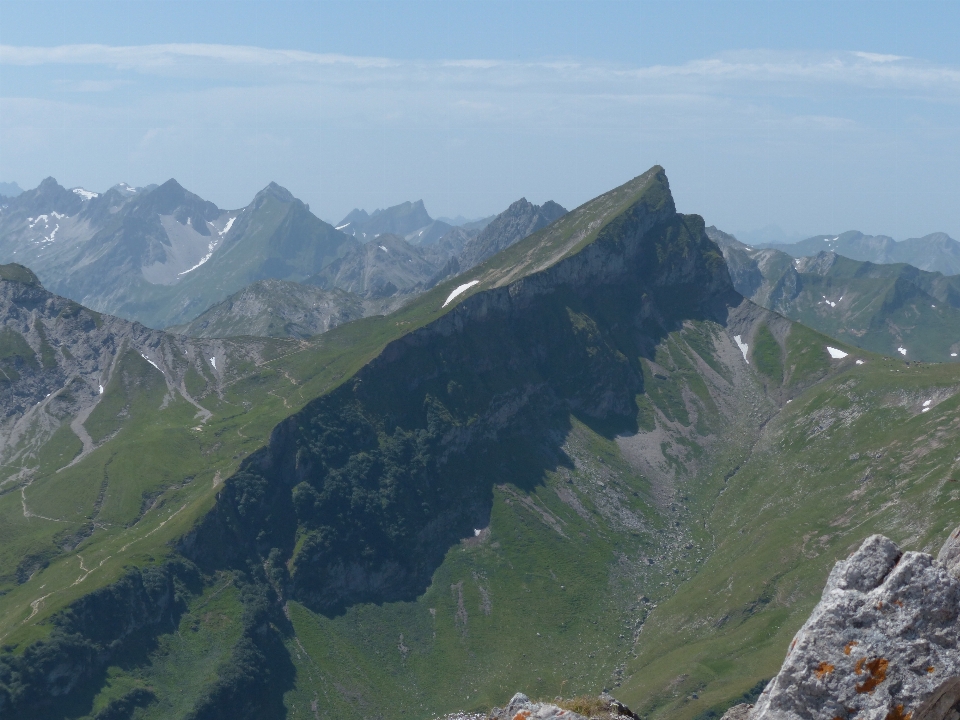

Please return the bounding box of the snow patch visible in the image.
[98,384,104,394]
[923,399,931,407]
[218,216,235,236]
[379,245,388,252]
[474,529,481,537]
[922,408,930,413]
[952,353,958,358]
[827,346,848,359]
[335,222,351,230]
[443,280,480,308]
[140,353,161,371]
[856,359,865,365]
[898,347,907,356]
[72,188,98,200]
[733,335,749,363]
[209,357,216,369]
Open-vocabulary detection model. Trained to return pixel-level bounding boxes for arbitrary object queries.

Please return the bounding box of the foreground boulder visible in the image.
[726,529,960,719]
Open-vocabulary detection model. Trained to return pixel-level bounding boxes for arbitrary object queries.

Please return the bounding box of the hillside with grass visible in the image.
[3,168,960,720]
[710,226,960,362]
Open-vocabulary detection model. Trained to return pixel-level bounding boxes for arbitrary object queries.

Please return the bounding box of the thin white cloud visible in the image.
[853,51,909,63]
[0,43,397,70]
[2,43,959,96]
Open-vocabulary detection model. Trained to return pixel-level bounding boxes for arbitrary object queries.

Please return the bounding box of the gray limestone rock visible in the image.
[720,704,753,720]
[487,693,587,720]
[486,691,639,719]
[748,531,960,720]
[937,524,960,579]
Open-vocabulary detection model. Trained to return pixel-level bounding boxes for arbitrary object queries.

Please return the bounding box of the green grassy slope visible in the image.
[4,167,956,720]
[621,351,960,718]
[716,235,960,362]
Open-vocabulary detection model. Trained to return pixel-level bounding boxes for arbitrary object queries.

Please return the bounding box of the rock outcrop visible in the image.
[487,691,639,719]
[726,528,960,719]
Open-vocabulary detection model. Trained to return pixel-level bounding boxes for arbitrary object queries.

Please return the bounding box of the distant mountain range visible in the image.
[174,198,568,339]
[0,179,564,335]
[0,181,23,198]
[0,176,565,340]
[0,178,359,329]
[710,226,960,361]
[335,200,454,245]
[756,229,960,275]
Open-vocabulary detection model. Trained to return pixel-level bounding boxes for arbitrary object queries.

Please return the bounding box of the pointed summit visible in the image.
[254,182,296,205]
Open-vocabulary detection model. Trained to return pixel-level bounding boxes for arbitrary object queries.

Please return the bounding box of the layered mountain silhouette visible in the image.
[710,225,960,360]
[757,229,960,275]
[0,178,359,328]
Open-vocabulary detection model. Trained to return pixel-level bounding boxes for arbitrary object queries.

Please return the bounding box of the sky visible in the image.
[1,0,960,240]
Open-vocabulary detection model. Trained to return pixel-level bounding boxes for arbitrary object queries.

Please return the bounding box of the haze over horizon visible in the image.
[2,0,960,241]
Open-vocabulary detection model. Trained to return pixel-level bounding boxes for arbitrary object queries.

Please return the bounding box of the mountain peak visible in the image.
[37,177,62,191]
[457,196,567,271]
[254,182,296,204]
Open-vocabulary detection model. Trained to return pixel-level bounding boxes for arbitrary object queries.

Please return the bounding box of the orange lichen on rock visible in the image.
[512,712,532,720]
[844,641,859,655]
[816,661,836,679]
[927,666,935,673]
[855,658,889,693]
[855,658,866,675]
[884,704,912,720]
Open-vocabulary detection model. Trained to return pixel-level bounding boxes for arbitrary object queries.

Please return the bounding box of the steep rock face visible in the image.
[459,198,568,271]
[739,528,960,720]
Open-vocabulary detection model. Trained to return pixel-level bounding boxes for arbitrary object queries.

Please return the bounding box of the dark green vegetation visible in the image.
[3,168,960,720]
[710,226,960,361]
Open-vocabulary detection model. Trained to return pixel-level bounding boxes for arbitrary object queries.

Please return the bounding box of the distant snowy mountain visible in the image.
[0,177,357,328]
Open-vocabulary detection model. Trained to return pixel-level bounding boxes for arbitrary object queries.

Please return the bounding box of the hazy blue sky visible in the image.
[1,0,959,240]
